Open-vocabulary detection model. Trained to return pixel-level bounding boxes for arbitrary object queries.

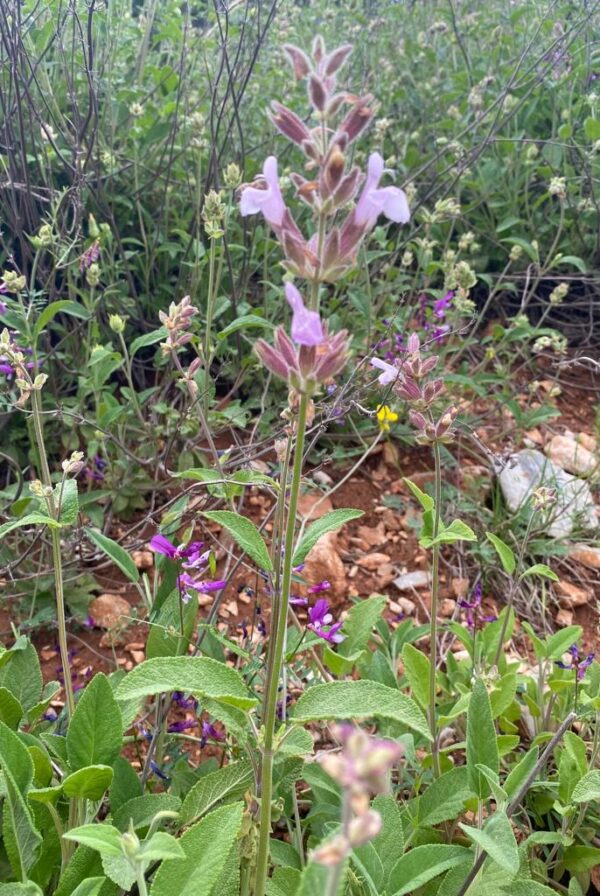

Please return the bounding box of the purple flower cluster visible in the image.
[149,533,226,602]
[0,333,34,377]
[418,290,454,343]
[308,598,344,644]
[458,581,497,631]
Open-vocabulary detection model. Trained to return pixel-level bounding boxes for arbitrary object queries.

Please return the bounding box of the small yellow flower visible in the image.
[376,405,398,433]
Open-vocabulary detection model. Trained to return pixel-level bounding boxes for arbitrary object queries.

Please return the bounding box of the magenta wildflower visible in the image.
[308,598,345,643]
[458,581,497,630]
[150,533,224,600]
[556,645,595,681]
[149,534,204,562]
[285,281,324,346]
[433,290,454,319]
[290,595,309,606]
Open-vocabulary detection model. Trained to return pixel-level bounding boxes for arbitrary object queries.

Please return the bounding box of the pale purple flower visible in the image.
[354,153,410,228]
[0,301,6,315]
[308,580,331,594]
[240,156,286,226]
[371,357,399,385]
[285,281,324,346]
[433,290,454,319]
[167,719,197,733]
[178,572,225,603]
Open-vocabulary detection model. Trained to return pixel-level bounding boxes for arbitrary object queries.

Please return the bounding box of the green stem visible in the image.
[118,331,146,428]
[135,865,149,896]
[325,792,350,896]
[30,390,75,718]
[429,439,442,778]
[203,235,218,422]
[254,393,309,896]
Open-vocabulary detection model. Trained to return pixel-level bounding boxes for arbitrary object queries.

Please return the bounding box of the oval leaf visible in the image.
[203,511,273,572]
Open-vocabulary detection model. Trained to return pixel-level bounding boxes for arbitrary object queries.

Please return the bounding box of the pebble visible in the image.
[89,594,131,628]
[567,544,600,570]
[132,550,154,570]
[555,608,574,627]
[357,552,392,571]
[554,580,591,608]
[393,570,431,591]
[545,434,597,478]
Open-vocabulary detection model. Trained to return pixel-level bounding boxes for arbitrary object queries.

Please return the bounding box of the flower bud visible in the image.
[86,263,100,287]
[308,73,327,111]
[347,809,382,847]
[223,162,242,189]
[109,314,126,334]
[312,833,349,867]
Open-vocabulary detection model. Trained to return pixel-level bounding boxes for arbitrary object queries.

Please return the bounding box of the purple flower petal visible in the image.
[240,156,286,226]
[285,282,324,346]
[371,357,399,385]
[354,152,410,228]
[149,534,177,558]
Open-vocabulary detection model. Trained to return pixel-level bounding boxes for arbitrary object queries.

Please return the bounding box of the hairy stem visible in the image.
[254,392,309,895]
[429,439,442,778]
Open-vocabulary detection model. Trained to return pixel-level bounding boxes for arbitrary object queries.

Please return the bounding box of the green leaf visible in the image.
[114,793,181,832]
[67,673,123,772]
[416,766,472,827]
[562,845,600,873]
[202,510,273,572]
[179,760,253,825]
[70,879,107,896]
[401,643,430,710]
[0,687,23,729]
[486,533,516,575]
[175,469,278,490]
[340,594,386,657]
[519,564,558,582]
[63,766,114,800]
[0,720,42,878]
[467,679,499,798]
[460,811,519,873]
[140,832,185,862]
[292,509,364,566]
[504,747,538,799]
[0,641,43,713]
[101,853,135,890]
[130,327,167,357]
[149,803,244,896]
[55,479,79,525]
[63,825,123,858]
[34,300,89,337]
[426,518,477,547]
[0,512,59,540]
[84,528,139,584]
[291,680,431,739]
[503,882,562,896]
[0,885,44,895]
[115,657,257,711]
[217,314,275,339]
[551,255,587,274]
[388,844,472,895]
[403,478,434,511]
[546,626,583,660]
[571,769,600,803]
[584,116,600,140]
[146,589,196,659]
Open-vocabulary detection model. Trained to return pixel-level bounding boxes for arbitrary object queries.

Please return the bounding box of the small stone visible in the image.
[576,432,598,453]
[393,570,431,591]
[89,594,131,628]
[357,552,392,571]
[303,532,347,600]
[357,523,386,547]
[497,449,598,538]
[312,470,334,487]
[545,434,596,477]
[554,580,591,608]
[555,608,573,627]
[132,550,153,570]
[524,429,543,445]
[568,544,600,570]
[130,650,145,664]
[389,597,416,615]
[298,492,334,521]
[125,641,145,651]
[197,594,213,607]
[451,578,469,599]
[440,598,456,617]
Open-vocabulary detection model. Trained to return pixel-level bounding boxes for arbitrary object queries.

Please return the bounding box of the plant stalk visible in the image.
[429,439,443,778]
[254,392,309,895]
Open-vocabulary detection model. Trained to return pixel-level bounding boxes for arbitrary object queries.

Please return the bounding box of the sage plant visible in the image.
[239,36,410,893]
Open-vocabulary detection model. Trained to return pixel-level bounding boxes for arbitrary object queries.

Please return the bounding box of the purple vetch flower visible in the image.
[177,572,226,603]
[556,644,595,681]
[458,581,497,631]
[200,720,226,748]
[240,156,286,226]
[371,357,399,385]
[285,281,324,346]
[172,691,198,710]
[308,580,331,594]
[433,290,454,319]
[308,598,345,644]
[149,534,203,562]
[290,595,309,607]
[354,153,410,229]
[167,718,197,734]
